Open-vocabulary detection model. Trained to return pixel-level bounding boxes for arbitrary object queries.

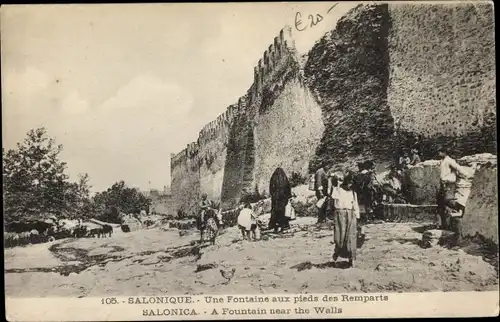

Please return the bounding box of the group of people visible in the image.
[236,167,295,241]
[194,146,472,268]
[397,148,421,170]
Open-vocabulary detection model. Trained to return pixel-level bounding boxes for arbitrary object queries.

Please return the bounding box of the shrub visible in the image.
[289,171,309,188]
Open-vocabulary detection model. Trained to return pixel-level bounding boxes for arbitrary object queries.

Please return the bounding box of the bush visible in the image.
[240,192,266,204]
[289,171,309,188]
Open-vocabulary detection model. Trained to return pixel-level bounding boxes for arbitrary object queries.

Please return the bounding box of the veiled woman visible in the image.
[329,172,360,268]
[268,167,292,233]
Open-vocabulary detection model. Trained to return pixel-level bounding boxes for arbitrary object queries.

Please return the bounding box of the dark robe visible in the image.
[314,168,329,223]
[268,167,292,232]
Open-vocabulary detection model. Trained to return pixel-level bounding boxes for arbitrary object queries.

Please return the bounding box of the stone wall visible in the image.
[254,76,323,195]
[220,101,255,210]
[170,147,200,216]
[171,4,496,224]
[198,118,230,203]
[304,4,395,172]
[171,26,311,212]
[388,3,496,159]
[304,3,495,172]
[463,164,498,245]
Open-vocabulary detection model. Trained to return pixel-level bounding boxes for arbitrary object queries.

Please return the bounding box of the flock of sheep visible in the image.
[5,212,170,249]
[4,220,114,248]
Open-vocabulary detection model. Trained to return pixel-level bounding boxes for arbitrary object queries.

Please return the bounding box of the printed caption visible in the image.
[100,294,390,317]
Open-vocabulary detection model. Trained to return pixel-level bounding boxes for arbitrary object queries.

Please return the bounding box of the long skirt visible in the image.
[333,209,357,260]
[269,198,289,231]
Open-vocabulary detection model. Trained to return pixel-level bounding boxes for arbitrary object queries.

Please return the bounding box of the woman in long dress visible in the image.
[330,172,360,268]
[268,167,292,233]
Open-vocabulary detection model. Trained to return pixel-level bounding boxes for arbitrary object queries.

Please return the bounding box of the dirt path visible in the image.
[4,217,498,297]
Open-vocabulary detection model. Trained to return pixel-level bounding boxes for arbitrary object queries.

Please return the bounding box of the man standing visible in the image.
[437,148,470,232]
[314,166,329,224]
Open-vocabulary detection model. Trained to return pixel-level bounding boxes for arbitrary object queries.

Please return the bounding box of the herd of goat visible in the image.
[4,223,114,248]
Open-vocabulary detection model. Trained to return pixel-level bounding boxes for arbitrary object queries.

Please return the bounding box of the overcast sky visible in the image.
[2,2,355,193]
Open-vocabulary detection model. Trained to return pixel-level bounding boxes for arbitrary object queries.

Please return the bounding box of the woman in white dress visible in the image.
[328,172,361,268]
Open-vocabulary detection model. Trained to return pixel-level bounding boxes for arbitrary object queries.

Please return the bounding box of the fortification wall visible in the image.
[198,107,232,203]
[388,3,496,158]
[249,25,325,195]
[254,77,324,195]
[219,27,306,209]
[304,3,495,172]
[170,147,200,216]
[304,4,394,172]
[171,4,496,221]
[220,108,254,210]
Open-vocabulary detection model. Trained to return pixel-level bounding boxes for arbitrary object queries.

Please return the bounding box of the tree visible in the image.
[92,181,151,223]
[63,173,93,220]
[3,128,95,225]
[3,128,70,223]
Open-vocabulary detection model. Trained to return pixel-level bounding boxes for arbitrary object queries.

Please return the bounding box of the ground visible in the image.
[4,217,498,297]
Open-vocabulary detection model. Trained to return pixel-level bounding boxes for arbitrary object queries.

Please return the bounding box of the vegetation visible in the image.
[3,128,151,225]
[289,171,308,188]
[93,181,151,224]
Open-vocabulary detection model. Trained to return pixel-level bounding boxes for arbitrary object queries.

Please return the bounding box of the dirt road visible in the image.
[4,217,498,297]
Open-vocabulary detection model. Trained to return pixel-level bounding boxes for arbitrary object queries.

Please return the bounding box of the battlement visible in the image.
[252,26,296,95]
[186,142,199,159]
[198,94,251,144]
[171,148,187,169]
[172,25,297,176]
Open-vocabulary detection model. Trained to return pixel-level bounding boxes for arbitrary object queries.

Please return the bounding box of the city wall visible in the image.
[387,3,496,158]
[171,3,496,226]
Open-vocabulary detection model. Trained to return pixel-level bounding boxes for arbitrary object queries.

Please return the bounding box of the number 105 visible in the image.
[101,297,118,304]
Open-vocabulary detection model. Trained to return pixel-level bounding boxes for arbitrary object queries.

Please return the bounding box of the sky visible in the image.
[1,2,355,193]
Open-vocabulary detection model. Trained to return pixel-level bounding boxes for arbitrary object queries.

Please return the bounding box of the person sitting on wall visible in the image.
[399,152,411,170]
[379,165,407,204]
[410,148,421,165]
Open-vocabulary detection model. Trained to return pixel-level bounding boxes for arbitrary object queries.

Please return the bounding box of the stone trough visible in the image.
[382,203,438,223]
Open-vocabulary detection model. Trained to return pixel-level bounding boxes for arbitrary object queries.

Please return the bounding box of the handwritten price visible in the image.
[295,3,339,32]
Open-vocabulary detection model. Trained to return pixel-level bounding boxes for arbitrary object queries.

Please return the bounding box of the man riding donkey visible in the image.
[197,193,223,244]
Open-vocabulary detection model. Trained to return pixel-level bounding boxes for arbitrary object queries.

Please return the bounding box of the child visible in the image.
[237,202,258,241]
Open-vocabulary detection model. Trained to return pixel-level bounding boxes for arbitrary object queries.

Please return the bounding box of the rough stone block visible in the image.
[402,161,441,204]
[382,203,438,223]
[462,163,498,246]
